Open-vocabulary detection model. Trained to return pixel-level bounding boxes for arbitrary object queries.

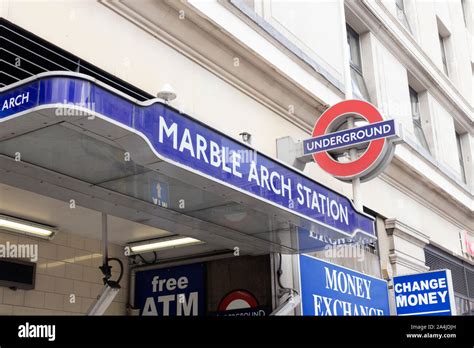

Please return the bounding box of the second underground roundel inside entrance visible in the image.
[218,290,259,311]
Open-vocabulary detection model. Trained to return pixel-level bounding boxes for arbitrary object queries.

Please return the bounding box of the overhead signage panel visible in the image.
[0,74,376,241]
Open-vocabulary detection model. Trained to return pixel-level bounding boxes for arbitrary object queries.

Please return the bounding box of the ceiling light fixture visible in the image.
[129,236,203,254]
[0,214,56,239]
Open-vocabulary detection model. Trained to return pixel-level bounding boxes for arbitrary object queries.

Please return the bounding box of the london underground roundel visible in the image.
[218,290,259,311]
[303,100,399,182]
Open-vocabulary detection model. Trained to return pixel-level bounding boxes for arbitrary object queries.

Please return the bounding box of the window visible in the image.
[346,25,370,101]
[438,34,449,75]
[395,0,412,33]
[409,87,430,152]
[456,132,466,182]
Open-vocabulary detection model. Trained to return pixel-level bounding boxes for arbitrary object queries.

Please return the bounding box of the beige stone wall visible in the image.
[0,230,128,315]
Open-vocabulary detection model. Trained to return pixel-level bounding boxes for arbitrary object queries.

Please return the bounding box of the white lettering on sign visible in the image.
[309,267,386,316]
[2,92,30,111]
[394,277,449,308]
[395,291,448,308]
[156,116,352,226]
[158,115,243,180]
[324,267,371,300]
[142,293,198,316]
[142,275,197,316]
[296,184,349,225]
[307,122,393,153]
[394,278,446,293]
[312,294,385,316]
[247,161,292,199]
[152,275,189,292]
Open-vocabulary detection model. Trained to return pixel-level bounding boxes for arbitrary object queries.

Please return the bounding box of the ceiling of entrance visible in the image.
[0,183,171,245]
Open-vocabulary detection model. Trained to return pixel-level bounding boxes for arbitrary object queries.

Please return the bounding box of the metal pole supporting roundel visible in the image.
[339,5,363,212]
[347,117,363,211]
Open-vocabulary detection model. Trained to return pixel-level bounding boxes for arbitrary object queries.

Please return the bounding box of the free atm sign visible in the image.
[135,263,205,316]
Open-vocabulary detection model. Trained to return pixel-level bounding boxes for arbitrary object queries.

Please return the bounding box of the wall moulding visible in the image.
[99,0,341,133]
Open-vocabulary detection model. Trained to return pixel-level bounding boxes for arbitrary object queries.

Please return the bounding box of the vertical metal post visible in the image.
[340,0,363,212]
[347,117,363,211]
[102,212,108,265]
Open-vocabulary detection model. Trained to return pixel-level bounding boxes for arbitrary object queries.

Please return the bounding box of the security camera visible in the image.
[239,132,252,145]
[157,83,177,102]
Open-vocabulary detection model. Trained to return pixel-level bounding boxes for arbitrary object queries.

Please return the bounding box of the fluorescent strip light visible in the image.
[0,214,56,239]
[130,237,203,254]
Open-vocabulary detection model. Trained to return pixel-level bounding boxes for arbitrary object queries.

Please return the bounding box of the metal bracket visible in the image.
[276,136,313,171]
[270,291,301,316]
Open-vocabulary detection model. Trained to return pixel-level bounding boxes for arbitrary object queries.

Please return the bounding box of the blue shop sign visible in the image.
[0,75,376,241]
[299,254,390,316]
[303,119,396,155]
[393,270,456,316]
[135,263,205,316]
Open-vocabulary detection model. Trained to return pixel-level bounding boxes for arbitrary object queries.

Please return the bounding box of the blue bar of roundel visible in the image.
[303,119,396,155]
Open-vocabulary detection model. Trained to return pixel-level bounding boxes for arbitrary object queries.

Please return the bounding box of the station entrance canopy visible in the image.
[0,73,376,254]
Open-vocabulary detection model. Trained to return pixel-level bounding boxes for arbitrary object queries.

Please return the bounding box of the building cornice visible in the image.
[385,218,430,248]
[388,140,473,218]
[99,0,342,133]
[380,168,473,233]
[386,218,431,273]
[388,252,430,273]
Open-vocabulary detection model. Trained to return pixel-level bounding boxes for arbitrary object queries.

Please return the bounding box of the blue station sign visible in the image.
[0,74,376,242]
[393,269,456,316]
[303,119,396,155]
[299,254,390,316]
[134,263,206,316]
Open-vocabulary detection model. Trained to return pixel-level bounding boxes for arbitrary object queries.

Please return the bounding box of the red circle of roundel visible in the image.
[218,290,259,311]
[312,100,385,178]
